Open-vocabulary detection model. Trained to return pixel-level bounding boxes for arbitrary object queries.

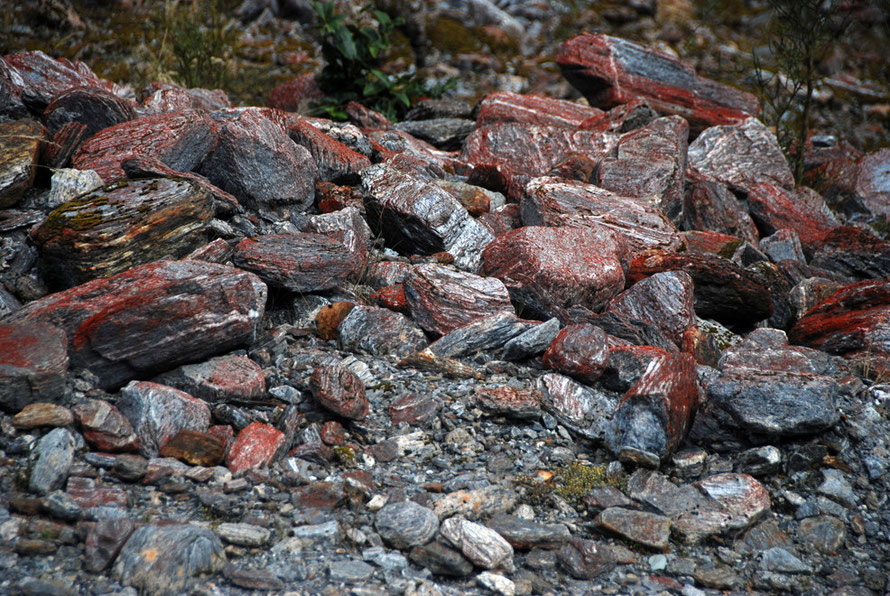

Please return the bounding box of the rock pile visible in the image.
[0,30,889,596]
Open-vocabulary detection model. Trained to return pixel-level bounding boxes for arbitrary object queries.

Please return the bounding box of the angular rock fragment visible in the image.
[199,107,317,211]
[309,363,369,420]
[0,118,45,208]
[336,305,428,357]
[72,109,218,182]
[605,271,696,350]
[140,84,230,115]
[600,345,669,393]
[542,324,610,385]
[404,264,513,337]
[71,399,139,452]
[362,163,494,271]
[521,177,683,253]
[152,355,266,404]
[502,317,561,361]
[216,523,271,547]
[808,225,890,281]
[628,250,772,328]
[84,518,135,573]
[557,538,617,579]
[747,183,840,256]
[113,523,226,594]
[681,170,759,243]
[556,33,758,131]
[266,73,323,112]
[687,117,793,192]
[46,168,103,210]
[409,540,475,577]
[393,118,475,150]
[285,114,371,183]
[535,373,620,441]
[475,91,604,128]
[32,177,214,288]
[226,422,285,474]
[718,342,840,377]
[474,386,541,420]
[595,507,671,551]
[486,515,571,550]
[0,320,68,413]
[440,516,513,570]
[159,429,226,466]
[389,392,441,426]
[671,473,770,544]
[607,352,699,462]
[461,122,619,200]
[375,501,439,549]
[29,427,75,495]
[43,86,136,137]
[118,381,211,458]
[12,403,73,429]
[5,260,266,389]
[67,475,129,509]
[482,225,626,321]
[428,312,534,358]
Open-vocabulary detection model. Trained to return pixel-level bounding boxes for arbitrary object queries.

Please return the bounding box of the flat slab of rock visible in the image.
[486,514,571,549]
[32,177,214,288]
[428,312,534,358]
[0,119,45,208]
[404,264,513,337]
[681,170,759,243]
[337,305,428,357]
[226,422,285,474]
[473,386,542,420]
[687,117,793,192]
[215,523,272,547]
[595,507,671,551]
[118,381,211,458]
[113,523,226,594]
[361,163,494,271]
[535,373,620,441]
[0,320,68,413]
[159,429,226,466]
[200,107,317,211]
[152,355,266,403]
[671,473,770,544]
[557,537,617,579]
[482,225,626,322]
[71,399,139,452]
[607,352,699,463]
[808,225,890,281]
[12,402,73,429]
[375,501,439,549]
[605,271,696,350]
[43,86,136,138]
[747,183,840,255]
[521,177,683,253]
[628,250,773,328]
[5,260,266,389]
[556,33,758,131]
[309,363,369,420]
[440,516,514,570]
[84,518,135,573]
[285,114,370,183]
[475,91,604,128]
[72,109,218,183]
[503,317,561,361]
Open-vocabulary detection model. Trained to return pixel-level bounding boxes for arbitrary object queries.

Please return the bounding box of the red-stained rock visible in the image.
[747,182,840,256]
[542,324,610,385]
[140,85,230,115]
[368,128,464,176]
[478,203,522,238]
[628,250,773,328]
[687,117,793,193]
[71,399,139,452]
[337,304,428,357]
[370,284,409,312]
[0,320,68,413]
[580,98,657,134]
[606,351,700,462]
[672,473,770,544]
[32,177,215,289]
[475,91,604,128]
[680,170,759,244]
[309,363,369,420]
[718,343,840,377]
[4,260,267,389]
[67,476,129,509]
[601,344,671,394]
[84,518,135,573]
[285,115,371,183]
[43,86,136,137]
[320,421,347,446]
[434,179,499,217]
[521,177,683,253]
[596,116,688,214]
[316,180,364,213]
[474,386,542,420]
[0,119,46,208]
[461,122,619,200]
[681,230,743,256]
[200,107,317,211]
[314,301,356,341]
[2,50,128,112]
[226,422,285,474]
[346,101,391,130]
[605,271,696,350]
[482,225,627,322]
[808,225,890,281]
[42,120,88,170]
[363,261,412,289]
[118,381,210,458]
[159,429,226,466]
[388,392,442,426]
[556,34,758,132]
[361,163,494,272]
[403,264,513,337]
[152,355,266,403]
[207,425,234,457]
[233,231,367,293]
[267,73,324,112]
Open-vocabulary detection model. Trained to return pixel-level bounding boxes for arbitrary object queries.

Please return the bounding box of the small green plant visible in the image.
[751,0,845,184]
[167,0,238,89]
[311,1,454,120]
[518,462,625,508]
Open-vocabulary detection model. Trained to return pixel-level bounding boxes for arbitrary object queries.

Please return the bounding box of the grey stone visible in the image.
[486,514,571,549]
[29,427,75,495]
[818,469,858,508]
[118,381,211,458]
[338,305,428,357]
[797,515,846,554]
[440,516,514,570]
[502,317,561,361]
[428,312,534,358]
[46,168,103,209]
[760,547,812,574]
[375,501,438,549]
[216,523,272,547]
[328,559,374,582]
[536,373,619,442]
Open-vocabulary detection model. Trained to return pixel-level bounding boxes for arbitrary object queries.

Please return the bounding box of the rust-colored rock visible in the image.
[309,363,369,420]
[808,225,890,281]
[475,91,604,128]
[118,381,210,458]
[12,403,73,429]
[605,271,696,350]
[315,301,356,341]
[542,324,610,385]
[0,320,68,413]
[556,34,758,132]
[152,355,266,403]
[370,284,409,313]
[747,182,840,256]
[680,170,759,244]
[267,73,324,112]
[159,429,226,466]
[140,84,231,115]
[286,114,371,183]
[71,399,139,452]
[226,422,285,474]
[32,177,214,289]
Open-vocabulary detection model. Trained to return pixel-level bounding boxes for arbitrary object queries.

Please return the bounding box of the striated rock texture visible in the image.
[43,86,136,137]
[0,118,45,208]
[556,33,758,131]
[118,381,211,458]
[475,90,604,128]
[0,320,68,413]
[32,177,214,289]
[3,260,266,389]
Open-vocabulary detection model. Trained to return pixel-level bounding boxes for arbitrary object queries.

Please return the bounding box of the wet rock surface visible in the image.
[2,9,890,595]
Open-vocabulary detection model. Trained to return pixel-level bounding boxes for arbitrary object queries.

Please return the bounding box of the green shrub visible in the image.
[311,1,453,120]
[167,0,238,89]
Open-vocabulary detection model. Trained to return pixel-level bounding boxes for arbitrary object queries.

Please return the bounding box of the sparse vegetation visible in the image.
[519,461,626,508]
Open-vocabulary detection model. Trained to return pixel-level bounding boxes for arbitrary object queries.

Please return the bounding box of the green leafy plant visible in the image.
[311,1,454,120]
[751,0,845,184]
